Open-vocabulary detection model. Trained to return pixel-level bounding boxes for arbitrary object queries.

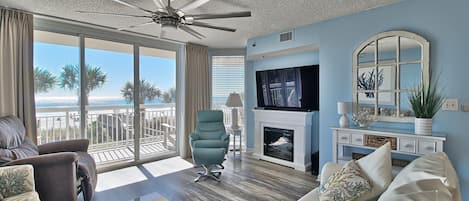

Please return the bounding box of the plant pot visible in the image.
[415,118,432,135]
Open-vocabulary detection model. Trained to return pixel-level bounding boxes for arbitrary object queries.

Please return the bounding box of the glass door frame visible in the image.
[34,18,184,166]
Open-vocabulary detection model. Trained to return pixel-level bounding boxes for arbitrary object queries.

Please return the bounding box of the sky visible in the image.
[34,41,245,108]
[34,42,176,105]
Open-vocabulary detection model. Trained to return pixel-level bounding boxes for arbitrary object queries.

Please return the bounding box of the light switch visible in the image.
[442,99,459,111]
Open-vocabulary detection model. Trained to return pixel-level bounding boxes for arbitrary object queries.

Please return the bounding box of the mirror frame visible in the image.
[352,31,430,123]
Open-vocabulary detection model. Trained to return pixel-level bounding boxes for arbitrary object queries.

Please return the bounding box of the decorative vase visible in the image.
[339,114,349,128]
[415,118,432,135]
[352,111,375,128]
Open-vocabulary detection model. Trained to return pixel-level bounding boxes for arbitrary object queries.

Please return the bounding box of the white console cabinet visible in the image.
[331,127,446,164]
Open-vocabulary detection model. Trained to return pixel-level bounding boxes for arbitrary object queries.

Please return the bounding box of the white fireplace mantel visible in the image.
[253,109,315,172]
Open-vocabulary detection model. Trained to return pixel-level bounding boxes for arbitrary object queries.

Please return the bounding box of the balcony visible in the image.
[36,103,243,166]
[36,104,177,165]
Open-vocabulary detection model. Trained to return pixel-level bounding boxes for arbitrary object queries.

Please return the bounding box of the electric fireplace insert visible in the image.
[263,127,294,162]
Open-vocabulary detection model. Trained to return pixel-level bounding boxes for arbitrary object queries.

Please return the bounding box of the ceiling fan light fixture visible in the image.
[162,23,178,30]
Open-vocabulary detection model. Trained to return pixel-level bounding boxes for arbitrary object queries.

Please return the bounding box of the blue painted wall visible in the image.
[245,0,469,197]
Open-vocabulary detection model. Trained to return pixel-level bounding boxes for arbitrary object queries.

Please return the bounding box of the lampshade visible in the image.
[337,102,350,115]
[226,92,243,107]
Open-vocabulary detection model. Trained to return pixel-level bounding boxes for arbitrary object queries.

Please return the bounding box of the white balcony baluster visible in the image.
[36,104,177,164]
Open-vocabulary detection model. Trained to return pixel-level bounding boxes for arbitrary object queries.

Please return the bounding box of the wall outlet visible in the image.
[462,105,469,112]
[443,98,459,111]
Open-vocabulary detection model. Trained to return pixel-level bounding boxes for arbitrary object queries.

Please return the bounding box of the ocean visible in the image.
[36,97,228,108]
[36,99,164,108]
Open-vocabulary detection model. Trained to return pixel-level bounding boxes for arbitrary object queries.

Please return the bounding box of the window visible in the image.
[33,29,180,166]
[211,56,245,126]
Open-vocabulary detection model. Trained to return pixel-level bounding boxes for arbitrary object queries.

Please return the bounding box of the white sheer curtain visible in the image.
[183,43,210,157]
[0,8,37,143]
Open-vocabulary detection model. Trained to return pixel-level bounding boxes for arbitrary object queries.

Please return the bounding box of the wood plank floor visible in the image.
[92,154,318,201]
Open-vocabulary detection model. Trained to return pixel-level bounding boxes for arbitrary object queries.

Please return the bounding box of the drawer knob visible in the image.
[341,136,348,140]
[426,146,434,151]
[404,144,414,148]
[355,138,362,142]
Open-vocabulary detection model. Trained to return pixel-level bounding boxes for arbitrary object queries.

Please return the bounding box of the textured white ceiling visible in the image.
[0,0,400,48]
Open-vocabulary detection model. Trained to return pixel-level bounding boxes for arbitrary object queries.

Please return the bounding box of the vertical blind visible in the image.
[211,56,245,106]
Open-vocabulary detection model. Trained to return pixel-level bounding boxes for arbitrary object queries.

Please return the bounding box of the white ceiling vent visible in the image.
[280,31,294,42]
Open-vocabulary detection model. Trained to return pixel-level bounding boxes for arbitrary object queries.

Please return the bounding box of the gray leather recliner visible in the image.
[0,115,97,201]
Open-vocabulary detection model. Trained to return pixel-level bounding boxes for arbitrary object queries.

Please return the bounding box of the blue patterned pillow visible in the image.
[320,160,371,201]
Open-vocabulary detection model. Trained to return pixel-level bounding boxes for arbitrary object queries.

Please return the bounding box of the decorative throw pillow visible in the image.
[378,179,453,201]
[378,152,460,201]
[0,165,35,199]
[355,142,393,201]
[319,160,371,201]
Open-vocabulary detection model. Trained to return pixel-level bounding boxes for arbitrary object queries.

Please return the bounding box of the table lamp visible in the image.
[226,92,243,129]
[337,102,350,128]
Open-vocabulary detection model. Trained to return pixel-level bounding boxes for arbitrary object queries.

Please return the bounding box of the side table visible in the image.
[227,127,242,160]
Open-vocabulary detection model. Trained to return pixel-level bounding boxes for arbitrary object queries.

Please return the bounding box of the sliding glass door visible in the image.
[84,38,135,164]
[138,46,177,159]
[33,30,81,144]
[33,30,179,166]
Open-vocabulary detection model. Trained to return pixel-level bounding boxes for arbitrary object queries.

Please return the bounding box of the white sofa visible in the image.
[299,152,461,201]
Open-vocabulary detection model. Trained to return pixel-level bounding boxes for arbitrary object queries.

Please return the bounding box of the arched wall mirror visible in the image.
[352,31,430,122]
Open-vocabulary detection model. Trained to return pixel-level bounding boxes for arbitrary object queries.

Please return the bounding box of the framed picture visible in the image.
[357,65,396,105]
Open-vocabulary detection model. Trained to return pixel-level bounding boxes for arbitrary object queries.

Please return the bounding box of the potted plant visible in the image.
[408,76,444,135]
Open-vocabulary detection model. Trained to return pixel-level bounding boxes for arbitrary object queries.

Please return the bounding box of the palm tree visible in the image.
[162,87,176,103]
[59,64,107,105]
[121,80,161,104]
[34,67,57,93]
[121,80,161,132]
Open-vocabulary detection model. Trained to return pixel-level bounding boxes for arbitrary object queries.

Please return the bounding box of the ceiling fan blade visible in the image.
[187,11,251,20]
[180,26,205,39]
[152,0,166,9]
[117,21,155,31]
[189,22,236,32]
[75,11,152,18]
[179,0,210,12]
[112,0,155,15]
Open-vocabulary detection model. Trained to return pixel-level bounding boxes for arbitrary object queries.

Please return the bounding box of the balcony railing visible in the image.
[36,103,243,165]
[36,104,177,164]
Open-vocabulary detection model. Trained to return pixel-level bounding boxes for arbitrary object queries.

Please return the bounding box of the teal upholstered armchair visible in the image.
[190,110,229,153]
[189,110,229,182]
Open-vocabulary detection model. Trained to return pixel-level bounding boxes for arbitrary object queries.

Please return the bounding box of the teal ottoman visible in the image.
[192,148,225,182]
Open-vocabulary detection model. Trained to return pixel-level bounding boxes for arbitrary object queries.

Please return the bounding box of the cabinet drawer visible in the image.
[337,133,351,144]
[419,140,436,155]
[351,134,364,145]
[399,138,416,153]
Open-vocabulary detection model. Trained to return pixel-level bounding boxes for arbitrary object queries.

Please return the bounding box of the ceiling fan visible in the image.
[76,0,252,39]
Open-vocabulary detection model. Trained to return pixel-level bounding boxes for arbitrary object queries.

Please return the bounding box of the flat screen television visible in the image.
[256,65,319,111]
